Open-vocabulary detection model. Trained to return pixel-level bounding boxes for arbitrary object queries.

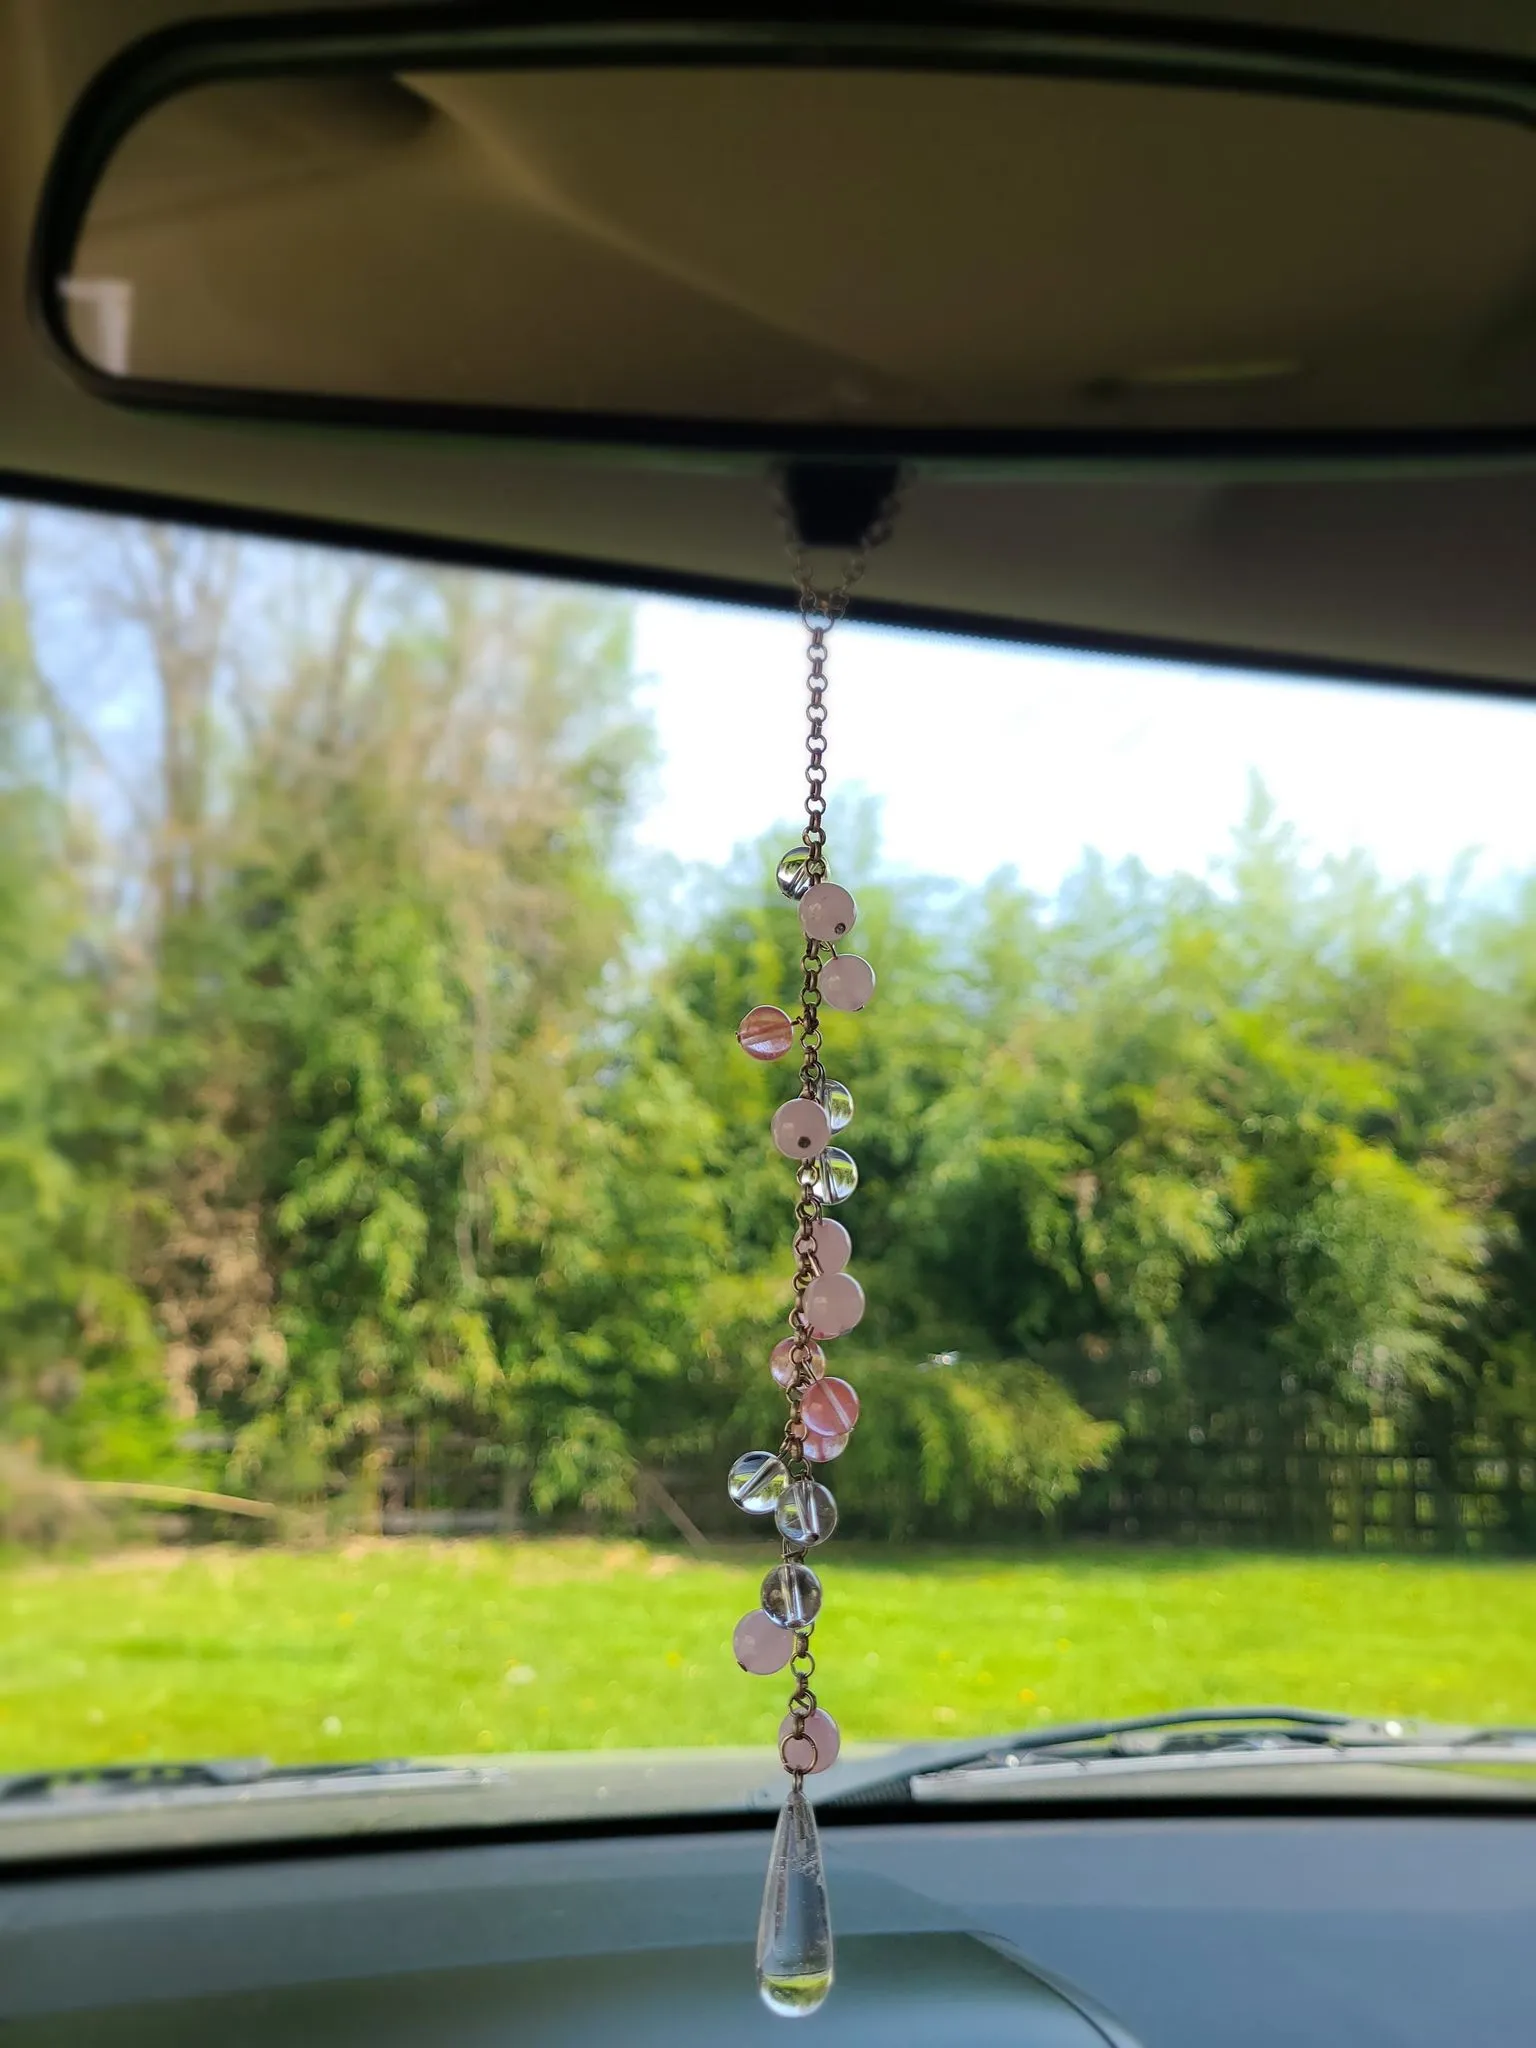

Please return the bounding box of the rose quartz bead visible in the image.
[802,1376,860,1438]
[779,1707,841,1774]
[771,1337,826,1390]
[799,883,857,944]
[737,1005,794,1061]
[810,1218,851,1274]
[819,955,875,1012]
[803,1429,846,1463]
[771,1097,830,1161]
[734,1609,795,1674]
[806,1271,865,1340]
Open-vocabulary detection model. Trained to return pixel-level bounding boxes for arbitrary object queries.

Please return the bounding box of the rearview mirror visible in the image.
[34,13,1536,460]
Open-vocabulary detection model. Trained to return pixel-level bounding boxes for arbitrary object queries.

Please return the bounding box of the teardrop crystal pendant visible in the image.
[756,1782,834,2017]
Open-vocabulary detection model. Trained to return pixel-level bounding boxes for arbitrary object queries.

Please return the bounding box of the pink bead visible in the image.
[802,1377,859,1438]
[806,1272,865,1340]
[779,1707,841,1774]
[811,1219,851,1274]
[819,956,874,1013]
[738,1006,794,1062]
[803,1429,846,1463]
[799,884,857,944]
[733,1609,795,1674]
[771,1337,825,1390]
[771,1098,831,1161]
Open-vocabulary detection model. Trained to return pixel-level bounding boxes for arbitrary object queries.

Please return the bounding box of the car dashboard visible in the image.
[2,1812,1533,2045]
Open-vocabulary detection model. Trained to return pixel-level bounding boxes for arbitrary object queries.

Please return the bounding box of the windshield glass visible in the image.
[4,499,1536,1808]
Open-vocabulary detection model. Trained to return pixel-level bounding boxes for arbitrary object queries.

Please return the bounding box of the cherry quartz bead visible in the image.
[802,1429,847,1463]
[805,1271,865,1340]
[771,1098,831,1161]
[799,884,857,944]
[802,1377,860,1439]
[771,1337,825,1389]
[738,1005,794,1061]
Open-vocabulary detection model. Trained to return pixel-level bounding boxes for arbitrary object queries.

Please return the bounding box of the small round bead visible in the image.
[771,1097,831,1161]
[775,1477,838,1548]
[803,1429,847,1463]
[775,847,815,900]
[806,1271,865,1340]
[802,1377,860,1438]
[734,1609,795,1674]
[737,1005,794,1061]
[771,1336,825,1389]
[780,1708,841,1774]
[810,1218,851,1273]
[761,1559,822,1628]
[799,883,857,944]
[818,1078,854,1133]
[727,1449,788,1514]
[819,956,875,1012]
[813,1148,858,1205]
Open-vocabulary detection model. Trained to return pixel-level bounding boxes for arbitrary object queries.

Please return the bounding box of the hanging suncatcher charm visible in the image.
[727,473,901,2018]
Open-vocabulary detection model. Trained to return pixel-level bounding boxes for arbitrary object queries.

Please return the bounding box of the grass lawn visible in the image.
[7,1537,1536,1769]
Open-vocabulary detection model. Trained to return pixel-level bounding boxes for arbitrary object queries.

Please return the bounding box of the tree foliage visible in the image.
[2,507,1534,1544]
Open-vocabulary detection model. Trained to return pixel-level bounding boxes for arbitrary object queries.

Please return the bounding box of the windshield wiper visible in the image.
[0,1758,473,1805]
[822,1704,1536,1807]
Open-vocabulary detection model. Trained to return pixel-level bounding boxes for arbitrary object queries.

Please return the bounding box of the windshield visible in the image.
[3,499,1536,1818]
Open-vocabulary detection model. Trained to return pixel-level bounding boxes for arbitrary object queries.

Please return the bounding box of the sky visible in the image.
[631,596,1536,898]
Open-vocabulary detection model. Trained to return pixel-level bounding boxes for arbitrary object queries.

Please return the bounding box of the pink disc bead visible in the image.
[737,1005,794,1062]
[803,1429,846,1463]
[770,1337,825,1390]
[806,1271,865,1340]
[733,1609,795,1674]
[779,1707,841,1774]
[802,1376,860,1438]
[810,1218,851,1274]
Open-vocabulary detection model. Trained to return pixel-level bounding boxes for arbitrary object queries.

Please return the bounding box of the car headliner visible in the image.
[6,0,1536,698]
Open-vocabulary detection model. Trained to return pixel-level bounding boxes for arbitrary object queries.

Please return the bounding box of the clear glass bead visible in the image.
[775,1477,837,1548]
[728,1449,788,1515]
[761,1558,822,1627]
[775,847,816,900]
[771,1336,825,1390]
[757,1783,834,2015]
[818,1078,854,1133]
[813,1148,858,1205]
[806,1271,865,1340]
[738,1005,795,1062]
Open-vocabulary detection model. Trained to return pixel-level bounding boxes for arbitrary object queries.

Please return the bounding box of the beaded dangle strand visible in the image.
[726,480,899,2018]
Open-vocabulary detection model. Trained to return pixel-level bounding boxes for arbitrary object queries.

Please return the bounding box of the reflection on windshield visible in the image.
[1,503,1535,1789]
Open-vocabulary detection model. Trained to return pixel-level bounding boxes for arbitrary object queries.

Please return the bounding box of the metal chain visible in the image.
[770,472,904,1745]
